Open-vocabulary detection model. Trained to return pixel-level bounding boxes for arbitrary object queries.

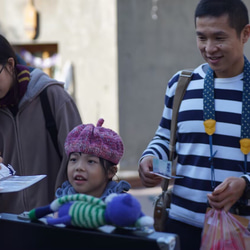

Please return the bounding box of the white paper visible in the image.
[151,158,183,179]
[0,175,46,193]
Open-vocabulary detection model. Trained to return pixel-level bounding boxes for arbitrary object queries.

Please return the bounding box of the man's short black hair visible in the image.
[195,0,249,36]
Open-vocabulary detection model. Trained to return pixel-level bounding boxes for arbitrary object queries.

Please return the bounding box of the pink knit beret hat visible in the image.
[64,118,124,165]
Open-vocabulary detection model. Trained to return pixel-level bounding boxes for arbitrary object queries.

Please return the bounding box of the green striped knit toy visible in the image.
[29,193,154,229]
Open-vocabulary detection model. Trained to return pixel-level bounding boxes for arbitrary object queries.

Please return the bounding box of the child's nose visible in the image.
[75,163,85,171]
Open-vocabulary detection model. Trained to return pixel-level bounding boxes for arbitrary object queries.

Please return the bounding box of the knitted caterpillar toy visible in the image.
[29,193,154,229]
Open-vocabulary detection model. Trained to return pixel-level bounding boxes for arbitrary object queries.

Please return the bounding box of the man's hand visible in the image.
[207,177,246,212]
[138,156,162,187]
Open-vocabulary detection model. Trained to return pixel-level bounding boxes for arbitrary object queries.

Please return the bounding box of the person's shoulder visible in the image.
[44,84,73,105]
[168,63,206,89]
[177,63,207,77]
[44,83,65,93]
[177,63,207,81]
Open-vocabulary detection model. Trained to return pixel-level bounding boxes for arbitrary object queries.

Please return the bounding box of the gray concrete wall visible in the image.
[118,0,201,171]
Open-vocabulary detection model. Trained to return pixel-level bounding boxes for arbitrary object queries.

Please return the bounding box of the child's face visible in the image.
[67,153,112,197]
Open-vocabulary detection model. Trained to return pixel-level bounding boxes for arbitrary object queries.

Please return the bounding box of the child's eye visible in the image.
[69,153,80,162]
[87,155,100,164]
[69,157,77,162]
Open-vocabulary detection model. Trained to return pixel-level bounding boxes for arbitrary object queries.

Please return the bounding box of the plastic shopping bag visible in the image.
[200,208,250,250]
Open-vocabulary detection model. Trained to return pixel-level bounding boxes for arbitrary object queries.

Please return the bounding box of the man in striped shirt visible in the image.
[139,0,250,249]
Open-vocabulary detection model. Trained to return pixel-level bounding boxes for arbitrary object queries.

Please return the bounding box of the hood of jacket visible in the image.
[19,68,64,107]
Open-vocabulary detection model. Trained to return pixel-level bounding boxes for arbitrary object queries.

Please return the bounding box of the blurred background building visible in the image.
[1,0,250,186]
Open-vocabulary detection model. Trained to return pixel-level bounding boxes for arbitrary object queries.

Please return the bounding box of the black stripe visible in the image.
[172,193,208,213]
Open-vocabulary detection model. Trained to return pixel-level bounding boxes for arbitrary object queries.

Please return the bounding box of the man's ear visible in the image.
[242,24,250,44]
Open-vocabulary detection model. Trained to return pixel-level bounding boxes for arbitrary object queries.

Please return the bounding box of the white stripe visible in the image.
[178,143,242,160]
[176,165,243,181]
[215,99,242,113]
[169,204,205,228]
[173,185,208,203]
[180,99,203,112]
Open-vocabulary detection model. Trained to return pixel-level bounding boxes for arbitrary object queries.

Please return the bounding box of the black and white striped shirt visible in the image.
[141,63,250,228]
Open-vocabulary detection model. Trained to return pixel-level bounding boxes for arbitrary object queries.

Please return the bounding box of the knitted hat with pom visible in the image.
[64,118,124,165]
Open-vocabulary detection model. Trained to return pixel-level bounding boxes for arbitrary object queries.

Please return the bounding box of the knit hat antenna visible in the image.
[64,118,124,165]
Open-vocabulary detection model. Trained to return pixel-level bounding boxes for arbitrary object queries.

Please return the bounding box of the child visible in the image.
[56,118,131,200]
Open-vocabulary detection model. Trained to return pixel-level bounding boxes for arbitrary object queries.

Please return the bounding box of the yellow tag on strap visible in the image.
[240,138,250,155]
[204,119,216,135]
